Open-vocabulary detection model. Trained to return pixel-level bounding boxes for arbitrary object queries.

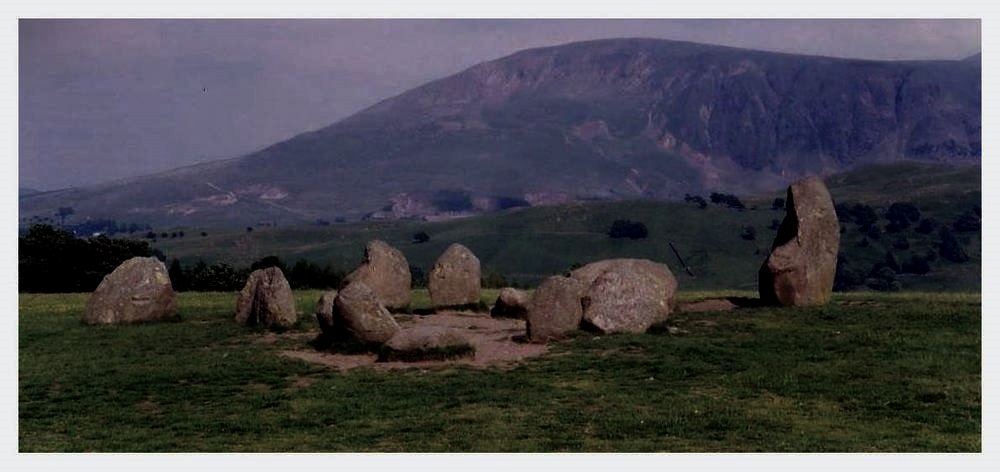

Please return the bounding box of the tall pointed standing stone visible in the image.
[758,177,840,306]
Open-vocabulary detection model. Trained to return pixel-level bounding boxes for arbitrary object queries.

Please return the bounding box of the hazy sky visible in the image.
[18,18,982,190]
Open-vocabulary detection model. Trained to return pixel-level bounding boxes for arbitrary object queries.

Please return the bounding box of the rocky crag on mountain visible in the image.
[21,38,980,226]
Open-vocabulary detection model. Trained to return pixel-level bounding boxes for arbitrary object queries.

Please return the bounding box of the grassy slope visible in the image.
[150,163,981,292]
[19,290,980,452]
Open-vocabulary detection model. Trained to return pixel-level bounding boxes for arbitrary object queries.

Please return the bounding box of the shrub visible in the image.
[608,220,649,239]
[938,228,970,263]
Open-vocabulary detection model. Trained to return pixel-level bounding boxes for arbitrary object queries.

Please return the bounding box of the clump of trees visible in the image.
[608,219,649,239]
[709,192,746,210]
[19,224,153,293]
[167,256,347,292]
[832,200,978,292]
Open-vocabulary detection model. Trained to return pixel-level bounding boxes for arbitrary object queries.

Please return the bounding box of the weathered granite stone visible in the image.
[428,243,481,307]
[315,290,338,336]
[333,281,400,344]
[235,267,297,329]
[342,240,411,309]
[525,276,585,343]
[758,177,840,306]
[570,258,677,334]
[378,326,474,362]
[490,287,530,319]
[83,257,177,325]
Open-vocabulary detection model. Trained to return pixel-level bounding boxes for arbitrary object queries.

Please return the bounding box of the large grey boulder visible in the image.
[758,177,840,306]
[83,257,177,325]
[490,287,530,319]
[525,276,586,343]
[570,258,677,334]
[235,267,297,329]
[314,290,338,336]
[342,240,412,309]
[333,281,400,344]
[428,243,481,308]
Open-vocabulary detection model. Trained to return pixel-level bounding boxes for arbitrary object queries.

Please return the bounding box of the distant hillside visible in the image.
[146,163,980,292]
[19,38,980,227]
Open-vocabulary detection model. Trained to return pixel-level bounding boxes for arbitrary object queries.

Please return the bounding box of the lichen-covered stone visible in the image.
[235,267,297,329]
[333,281,400,344]
[428,243,481,308]
[342,240,411,309]
[525,276,585,343]
[490,287,530,319]
[571,258,677,334]
[83,257,177,325]
[315,290,338,336]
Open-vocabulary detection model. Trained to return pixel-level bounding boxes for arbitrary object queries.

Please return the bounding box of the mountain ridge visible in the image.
[19,37,981,227]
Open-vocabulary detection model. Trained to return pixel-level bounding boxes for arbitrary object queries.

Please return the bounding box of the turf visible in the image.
[18,290,980,452]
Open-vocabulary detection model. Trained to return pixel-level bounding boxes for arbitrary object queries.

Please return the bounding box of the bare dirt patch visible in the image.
[281,311,548,371]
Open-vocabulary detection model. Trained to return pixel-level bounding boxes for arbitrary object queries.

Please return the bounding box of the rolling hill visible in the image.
[145,163,980,292]
[19,38,981,227]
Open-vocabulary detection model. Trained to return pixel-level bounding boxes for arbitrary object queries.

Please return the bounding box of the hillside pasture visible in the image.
[19,290,980,452]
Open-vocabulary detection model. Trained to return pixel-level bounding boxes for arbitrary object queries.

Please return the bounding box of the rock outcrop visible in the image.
[235,267,297,329]
[758,176,840,306]
[342,240,412,309]
[428,243,481,308]
[83,257,177,325]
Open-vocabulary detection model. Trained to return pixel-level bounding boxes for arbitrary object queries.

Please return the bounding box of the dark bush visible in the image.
[833,253,866,291]
[938,228,970,263]
[18,224,153,293]
[740,225,757,241]
[608,220,649,239]
[412,232,430,244]
[952,211,981,232]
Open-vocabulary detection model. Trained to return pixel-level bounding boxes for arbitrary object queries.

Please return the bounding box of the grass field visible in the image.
[18,290,980,452]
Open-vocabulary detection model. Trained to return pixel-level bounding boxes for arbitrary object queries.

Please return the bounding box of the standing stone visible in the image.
[342,240,411,309]
[333,281,400,344]
[315,290,338,336]
[490,287,530,319]
[83,257,177,325]
[525,276,585,343]
[758,176,840,306]
[428,243,481,308]
[235,267,297,329]
[571,258,677,334]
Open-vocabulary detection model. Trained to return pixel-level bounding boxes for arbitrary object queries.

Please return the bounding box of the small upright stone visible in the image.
[525,276,585,343]
[428,243,481,308]
[342,240,412,309]
[235,267,297,329]
[758,177,840,306]
[83,257,177,325]
[315,290,338,336]
[490,287,530,319]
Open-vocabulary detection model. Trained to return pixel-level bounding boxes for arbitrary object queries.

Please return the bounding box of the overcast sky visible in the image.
[18,18,982,190]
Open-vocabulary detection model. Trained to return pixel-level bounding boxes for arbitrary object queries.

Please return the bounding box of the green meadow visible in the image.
[19,290,980,452]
